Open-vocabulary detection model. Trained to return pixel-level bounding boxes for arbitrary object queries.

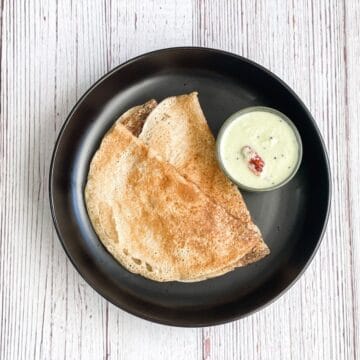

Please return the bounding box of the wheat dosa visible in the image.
[115,99,157,136]
[85,123,268,282]
[125,93,269,266]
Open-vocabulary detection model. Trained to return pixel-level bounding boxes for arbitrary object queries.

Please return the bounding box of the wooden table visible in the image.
[1,1,359,359]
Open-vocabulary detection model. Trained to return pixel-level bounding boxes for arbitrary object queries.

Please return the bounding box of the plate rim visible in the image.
[49,46,332,327]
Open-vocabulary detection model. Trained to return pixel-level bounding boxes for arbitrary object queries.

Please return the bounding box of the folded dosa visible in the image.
[115,99,157,137]
[85,124,268,282]
[118,93,269,267]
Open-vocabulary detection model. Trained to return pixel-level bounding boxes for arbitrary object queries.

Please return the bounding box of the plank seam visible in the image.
[342,1,357,359]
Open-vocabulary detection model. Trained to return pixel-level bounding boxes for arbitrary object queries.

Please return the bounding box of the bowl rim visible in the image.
[216,106,303,192]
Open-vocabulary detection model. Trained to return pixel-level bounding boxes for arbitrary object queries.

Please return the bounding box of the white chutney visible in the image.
[218,109,301,190]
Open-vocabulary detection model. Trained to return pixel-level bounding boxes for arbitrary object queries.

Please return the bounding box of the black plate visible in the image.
[49,47,331,327]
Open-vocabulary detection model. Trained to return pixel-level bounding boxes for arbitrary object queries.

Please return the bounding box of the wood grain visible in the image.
[345,1,360,357]
[0,0,358,359]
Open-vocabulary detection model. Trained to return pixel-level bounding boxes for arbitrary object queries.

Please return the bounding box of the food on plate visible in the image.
[115,99,157,137]
[85,94,270,282]
[118,92,268,262]
[217,107,302,190]
[138,93,250,221]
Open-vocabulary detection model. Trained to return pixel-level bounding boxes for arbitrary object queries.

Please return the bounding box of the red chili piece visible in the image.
[241,145,265,176]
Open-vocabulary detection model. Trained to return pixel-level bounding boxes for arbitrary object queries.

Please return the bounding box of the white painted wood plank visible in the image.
[192,0,356,359]
[107,0,193,67]
[345,0,360,357]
